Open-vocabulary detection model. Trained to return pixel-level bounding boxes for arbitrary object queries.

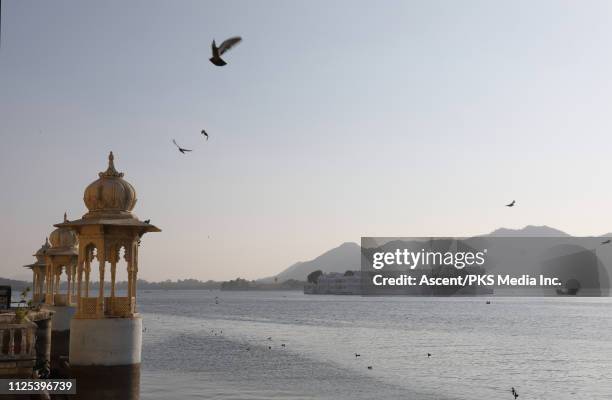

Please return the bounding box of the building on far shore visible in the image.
[304,271,362,295]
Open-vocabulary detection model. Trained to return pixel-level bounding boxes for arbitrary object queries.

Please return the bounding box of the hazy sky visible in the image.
[2,0,612,281]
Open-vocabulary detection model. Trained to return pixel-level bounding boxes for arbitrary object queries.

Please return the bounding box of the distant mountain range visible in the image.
[266,225,610,282]
[488,225,569,237]
[261,242,363,283]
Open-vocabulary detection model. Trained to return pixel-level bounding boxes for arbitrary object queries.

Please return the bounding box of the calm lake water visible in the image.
[138,291,612,399]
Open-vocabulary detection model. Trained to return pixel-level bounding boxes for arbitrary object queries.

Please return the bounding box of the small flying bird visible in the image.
[267,337,272,341]
[209,36,242,66]
[172,139,192,154]
[268,346,272,350]
[602,239,611,245]
[427,353,432,358]
[201,129,209,140]
[281,343,286,347]
[506,200,516,207]
[367,366,373,370]
[355,353,361,358]
[144,219,150,224]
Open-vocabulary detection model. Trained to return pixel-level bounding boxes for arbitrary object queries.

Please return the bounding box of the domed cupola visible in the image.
[34,237,51,263]
[49,213,79,249]
[83,152,137,219]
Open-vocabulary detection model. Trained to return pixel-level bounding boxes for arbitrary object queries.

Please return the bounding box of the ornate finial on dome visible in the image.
[64,212,68,222]
[99,151,124,178]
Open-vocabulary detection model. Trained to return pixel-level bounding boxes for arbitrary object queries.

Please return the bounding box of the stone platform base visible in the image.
[43,305,76,377]
[69,317,142,366]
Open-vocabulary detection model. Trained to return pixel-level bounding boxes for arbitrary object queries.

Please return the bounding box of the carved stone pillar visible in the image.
[110,261,117,299]
[98,260,105,317]
[66,264,72,304]
[20,328,27,355]
[76,260,84,313]
[8,329,14,356]
[84,258,90,298]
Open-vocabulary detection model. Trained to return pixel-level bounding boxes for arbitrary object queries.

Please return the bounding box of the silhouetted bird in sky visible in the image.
[144,219,150,224]
[506,200,516,207]
[427,353,431,358]
[355,353,360,358]
[602,239,611,245]
[201,129,209,140]
[172,139,192,154]
[511,387,519,399]
[367,366,372,370]
[209,36,242,66]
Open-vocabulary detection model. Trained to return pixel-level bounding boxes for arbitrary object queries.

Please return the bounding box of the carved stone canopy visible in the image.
[23,238,51,269]
[48,213,78,253]
[54,152,160,251]
[83,152,138,219]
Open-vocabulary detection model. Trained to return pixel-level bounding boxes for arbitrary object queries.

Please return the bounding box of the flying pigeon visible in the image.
[506,200,516,207]
[602,239,611,245]
[209,36,242,66]
[201,129,209,140]
[144,219,151,224]
[172,139,192,154]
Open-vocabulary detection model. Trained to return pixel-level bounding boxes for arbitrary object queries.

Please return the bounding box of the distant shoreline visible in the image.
[0,277,305,292]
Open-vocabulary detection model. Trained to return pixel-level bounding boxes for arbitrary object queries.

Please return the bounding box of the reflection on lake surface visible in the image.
[139,291,612,399]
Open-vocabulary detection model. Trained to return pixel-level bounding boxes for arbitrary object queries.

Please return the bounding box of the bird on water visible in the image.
[209,36,242,66]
